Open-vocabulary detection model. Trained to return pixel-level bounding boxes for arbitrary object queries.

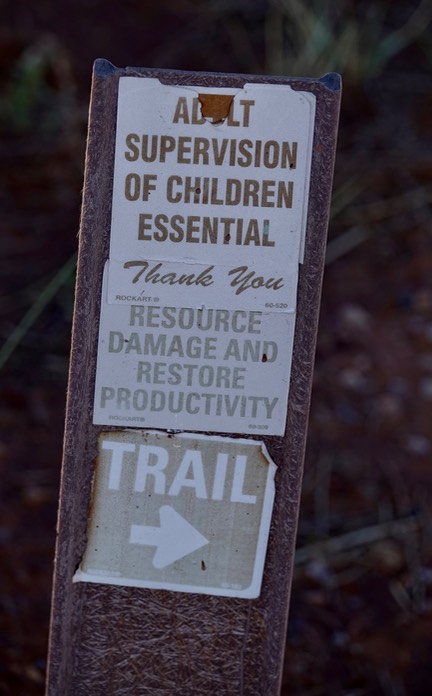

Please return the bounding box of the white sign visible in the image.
[74,430,276,599]
[107,79,315,311]
[93,265,295,434]
[93,77,316,435]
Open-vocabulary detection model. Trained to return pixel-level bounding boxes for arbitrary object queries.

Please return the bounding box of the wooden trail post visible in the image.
[46,61,341,695]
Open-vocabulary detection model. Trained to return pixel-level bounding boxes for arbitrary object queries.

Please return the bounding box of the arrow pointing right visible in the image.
[129,505,209,569]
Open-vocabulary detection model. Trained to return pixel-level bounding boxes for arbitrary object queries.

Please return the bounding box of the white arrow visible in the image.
[129,505,209,569]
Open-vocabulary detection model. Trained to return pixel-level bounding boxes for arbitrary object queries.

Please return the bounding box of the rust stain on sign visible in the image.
[198,93,234,124]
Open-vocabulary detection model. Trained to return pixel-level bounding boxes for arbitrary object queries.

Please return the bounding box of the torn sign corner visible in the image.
[72,566,85,584]
[259,441,278,475]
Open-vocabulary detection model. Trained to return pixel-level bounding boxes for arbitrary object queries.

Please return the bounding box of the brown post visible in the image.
[46,60,341,695]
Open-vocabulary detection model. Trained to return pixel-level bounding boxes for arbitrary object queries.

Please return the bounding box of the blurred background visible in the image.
[1,1,432,694]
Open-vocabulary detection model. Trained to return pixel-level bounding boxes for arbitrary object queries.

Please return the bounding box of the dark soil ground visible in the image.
[1,1,432,694]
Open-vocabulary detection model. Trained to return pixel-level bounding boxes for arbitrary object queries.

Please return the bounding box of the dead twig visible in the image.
[295,515,420,565]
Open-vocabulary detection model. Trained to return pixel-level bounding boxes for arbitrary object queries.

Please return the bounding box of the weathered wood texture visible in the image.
[46,60,341,695]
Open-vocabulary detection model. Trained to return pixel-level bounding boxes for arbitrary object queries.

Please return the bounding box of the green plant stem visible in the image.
[0,253,77,371]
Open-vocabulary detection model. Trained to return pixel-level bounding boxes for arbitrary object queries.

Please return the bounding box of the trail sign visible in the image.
[74,430,276,598]
[47,61,341,695]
